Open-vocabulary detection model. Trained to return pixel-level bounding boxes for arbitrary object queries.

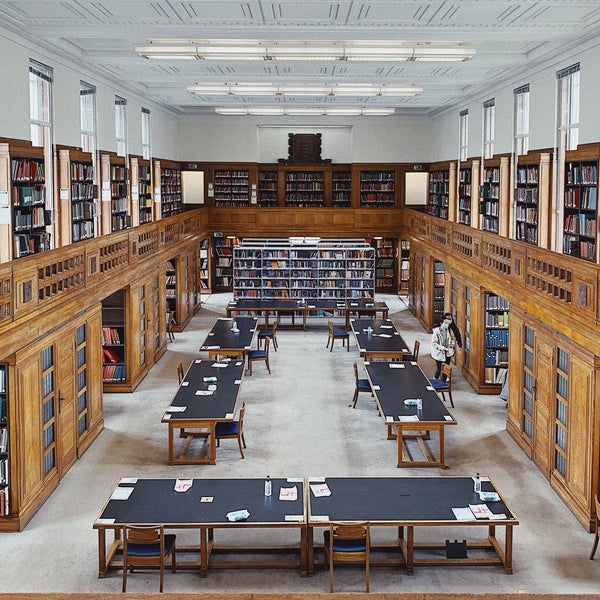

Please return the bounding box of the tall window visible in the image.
[80,82,97,155]
[29,60,53,149]
[557,63,580,152]
[483,99,495,159]
[514,84,530,156]
[115,96,128,157]
[459,109,469,162]
[141,107,151,160]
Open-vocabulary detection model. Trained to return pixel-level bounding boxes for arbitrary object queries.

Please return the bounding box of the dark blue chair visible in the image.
[402,339,420,362]
[352,362,372,408]
[121,524,176,592]
[247,337,271,375]
[323,521,370,593]
[429,363,454,407]
[215,401,246,458]
[257,320,278,351]
[326,319,349,352]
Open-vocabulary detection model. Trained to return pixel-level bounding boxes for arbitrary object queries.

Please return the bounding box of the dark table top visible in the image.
[228,298,304,311]
[351,318,410,355]
[365,361,455,424]
[95,478,306,527]
[162,358,245,422]
[199,316,258,352]
[307,476,517,524]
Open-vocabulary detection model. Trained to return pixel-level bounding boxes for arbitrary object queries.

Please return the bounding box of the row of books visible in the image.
[13,207,46,231]
[102,346,123,363]
[11,158,44,182]
[486,311,509,327]
[485,295,510,310]
[102,364,126,382]
[101,327,122,345]
[72,221,94,242]
[12,184,45,206]
[564,214,597,237]
[71,162,94,181]
[71,201,94,221]
[565,163,597,185]
[0,398,5,421]
[484,367,508,384]
[485,329,509,347]
[0,457,7,485]
[14,232,51,257]
[516,166,539,184]
[516,187,538,203]
[70,182,95,201]
[0,428,7,453]
[485,348,509,366]
[564,186,597,209]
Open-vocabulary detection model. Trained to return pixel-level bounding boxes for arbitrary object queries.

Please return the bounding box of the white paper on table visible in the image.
[285,514,304,522]
[279,486,298,501]
[174,478,193,492]
[181,381,190,386]
[311,515,330,522]
[194,359,202,363]
[385,415,394,422]
[378,333,392,338]
[211,363,229,368]
[452,507,474,520]
[235,361,243,366]
[203,345,220,349]
[426,385,434,391]
[308,476,325,483]
[111,487,134,501]
[166,405,186,412]
[95,518,116,524]
[380,325,393,329]
[490,513,507,520]
[372,385,380,390]
[208,332,215,336]
[310,483,332,497]
[444,415,453,421]
[225,412,234,419]
[389,363,405,369]
[195,390,213,396]
[234,379,242,384]
[398,415,420,422]
[163,413,171,420]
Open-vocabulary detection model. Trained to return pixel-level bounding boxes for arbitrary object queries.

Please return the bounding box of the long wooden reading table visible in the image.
[306,475,518,575]
[94,477,307,578]
[365,361,457,468]
[226,298,389,330]
[161,358,245,465]
[199,316,258,359]
[351,318,411,361]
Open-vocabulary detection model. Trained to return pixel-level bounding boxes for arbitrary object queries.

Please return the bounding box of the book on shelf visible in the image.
[0,428,7,453]
[102,346,121,363]
[0,487,8,516]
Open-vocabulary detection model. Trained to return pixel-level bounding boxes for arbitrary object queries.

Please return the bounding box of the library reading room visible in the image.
[2,2,600,599]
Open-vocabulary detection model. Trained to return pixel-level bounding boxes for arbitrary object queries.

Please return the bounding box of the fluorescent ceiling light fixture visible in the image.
[214,107,396,116]
[136,40,475,62]
[189,83,421,97]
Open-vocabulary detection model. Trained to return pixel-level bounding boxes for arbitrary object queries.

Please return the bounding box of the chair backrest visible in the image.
[177,362,184,383]
[125,524,163,548]
[328,319,334,333]
[271,320,278,336]
[238,401,246,430]
[413,340,420,360]
[353,362,361,385]
[263,337,270,355]
[441,363,452,384]
[330,521,370,559]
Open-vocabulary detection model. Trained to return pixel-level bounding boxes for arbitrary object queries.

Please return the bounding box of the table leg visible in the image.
[97,529,107,577]
[168,422,174,463]
[406,526,414,575]
[504,525,514,574]
[300,525,308,576]
[306,525,314,576]
[200,528,208,577]
[207,423,216,464]
[438,425,445,468]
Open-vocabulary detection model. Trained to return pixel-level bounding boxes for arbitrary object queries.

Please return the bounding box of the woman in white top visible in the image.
[430,317,456,380]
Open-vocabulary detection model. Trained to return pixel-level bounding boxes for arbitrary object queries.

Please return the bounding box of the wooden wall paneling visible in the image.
[56,329,77,476]
[0,263,12,325]
[57,148,72,246]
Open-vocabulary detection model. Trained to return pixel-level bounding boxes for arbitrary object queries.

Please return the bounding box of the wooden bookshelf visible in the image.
[458,163,473,225]
[258,167,278,206]
[153,159,182,219]
[214,168,250,207]
[563,149,598,262]
[57,147,96,246]
[359,169,395,207]
[100,153,129,234]
[372,237,396,292]
[427,168,450,219]
[284,169,325,207]
[433,260,445,325]
[198,238,211,294]
[399,240,410,296]
[331,166,352,207]
[213,235,238,291]
[483,292,509,388]
[101,289,126,387]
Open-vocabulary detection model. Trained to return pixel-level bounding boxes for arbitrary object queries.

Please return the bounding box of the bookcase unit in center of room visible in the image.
[232,238,375,300]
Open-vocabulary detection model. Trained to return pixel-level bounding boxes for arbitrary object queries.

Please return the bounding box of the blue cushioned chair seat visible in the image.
[324,530,367,552]
[429,378,448,390]
[257,330,269,338]
[215,421,239,436]
[333,329,349,337]
[357,379,371,392]
[248,349,266,359]
[126,534,176,557]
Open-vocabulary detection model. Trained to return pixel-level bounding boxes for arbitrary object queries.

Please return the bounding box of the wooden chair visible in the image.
[177,362,184,384]
[351,362,372,408]
[121,524,176,593]
[402,339,420,362]
[430,363,454,407]
[258,320,278,351]
[247,337,271,375]
[326,319,349,352]
[215,401,247,458]
[323,521,370,593]
[590,494,600,559]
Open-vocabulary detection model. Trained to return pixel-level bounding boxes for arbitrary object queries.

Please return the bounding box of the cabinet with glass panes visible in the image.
[257,167,278,206]
[483,292,509,389]
[331,166,352,207]
[284,169,325,207]
[458,162,473,225]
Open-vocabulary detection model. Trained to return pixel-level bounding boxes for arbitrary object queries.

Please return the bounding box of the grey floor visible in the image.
[1,294,598,595]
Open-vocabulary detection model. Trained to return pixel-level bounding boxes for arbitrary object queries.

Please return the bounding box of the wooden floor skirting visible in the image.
[2,594,600,600]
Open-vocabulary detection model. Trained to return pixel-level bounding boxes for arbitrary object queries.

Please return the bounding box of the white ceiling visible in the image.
[1,0,599,116]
